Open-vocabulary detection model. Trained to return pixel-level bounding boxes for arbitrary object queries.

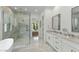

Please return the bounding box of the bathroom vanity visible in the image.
[46,30,79,52]
[45,6,79,52]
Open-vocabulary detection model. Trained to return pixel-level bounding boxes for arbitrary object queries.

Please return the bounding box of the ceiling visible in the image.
[9,6,54,14]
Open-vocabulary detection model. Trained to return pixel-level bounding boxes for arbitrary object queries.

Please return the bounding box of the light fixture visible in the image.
[25,8,27,11]
[33,36,39,40]
[35,9,38,12]
[14,7,17,10]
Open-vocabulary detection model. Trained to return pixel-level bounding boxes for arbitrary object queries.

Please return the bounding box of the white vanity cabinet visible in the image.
[46,31,79,52]
[61,42,73,52]
[61,39,79,52]
[53,36,62,52]
[61,42,78,52]
[46,32,62,52]
[46,32,54,47]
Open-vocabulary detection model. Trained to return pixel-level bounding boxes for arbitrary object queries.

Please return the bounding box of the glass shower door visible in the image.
[19,15,30,47]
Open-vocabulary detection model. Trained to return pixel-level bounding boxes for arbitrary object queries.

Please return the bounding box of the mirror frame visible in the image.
[71,6,79,33]
[52,14,61,30]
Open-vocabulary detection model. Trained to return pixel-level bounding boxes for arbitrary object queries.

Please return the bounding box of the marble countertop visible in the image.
[46,29,79,49]
[63,37,79,50]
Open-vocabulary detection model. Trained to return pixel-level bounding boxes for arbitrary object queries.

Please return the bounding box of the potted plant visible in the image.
[32,22,38,31]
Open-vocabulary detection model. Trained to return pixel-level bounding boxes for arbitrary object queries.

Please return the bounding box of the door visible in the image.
[41,16,44,42]
[19,15,30,45]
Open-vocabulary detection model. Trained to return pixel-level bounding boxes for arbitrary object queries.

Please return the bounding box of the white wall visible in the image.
[0,7,3,40]
[0,7,14,40]
[0,7,13,40]
[15,13,30,39]
[2,7,15,39]
[31,13,40,31]
[15,13,29,25]
[30,13,41,39]
[40,12,45,42]
[52,6,74,32]
[44,6,75,40]
[44,9,53,40]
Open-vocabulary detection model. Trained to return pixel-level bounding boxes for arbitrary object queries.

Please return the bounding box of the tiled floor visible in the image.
[12,37,56,52]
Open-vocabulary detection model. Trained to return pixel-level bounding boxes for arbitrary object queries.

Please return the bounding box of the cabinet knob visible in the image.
[55,41,59,44]
[55,46,59,49]
[48,36,50,40]
[71,49,76,52]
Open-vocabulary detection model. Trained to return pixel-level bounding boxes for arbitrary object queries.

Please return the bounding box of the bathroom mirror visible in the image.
[52,14,60,30]
[72,6,79,32]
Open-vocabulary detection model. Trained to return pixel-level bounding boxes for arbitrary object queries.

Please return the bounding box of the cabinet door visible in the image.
[69,47,78,52]
[62,43,71,52]
[50,35,55,49]
[54,36,62,52]
[46,33,50,41]
[50,34,54,45]
[62,42,79,52]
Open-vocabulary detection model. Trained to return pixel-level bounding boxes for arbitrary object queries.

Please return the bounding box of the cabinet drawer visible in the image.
[69,49,77,52]
[54,38,61,45]
[62,44,70,52]
[54,40,62,51]
[55,40,60,44]
[62,42,79,52]
[68,46,79,52]
[54,44,62,52]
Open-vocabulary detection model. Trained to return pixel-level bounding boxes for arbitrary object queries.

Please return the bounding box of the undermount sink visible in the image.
[0,38,14,52]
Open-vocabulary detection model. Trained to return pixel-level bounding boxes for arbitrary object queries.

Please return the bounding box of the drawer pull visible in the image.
[48,36,50,39]
[55,46,59,49]
[71,49,76,52]
[55,41,59,44]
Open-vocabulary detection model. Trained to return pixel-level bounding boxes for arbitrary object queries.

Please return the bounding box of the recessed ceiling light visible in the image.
[35,9,38,12]
[25,8,27,11]
[15,7,17,10]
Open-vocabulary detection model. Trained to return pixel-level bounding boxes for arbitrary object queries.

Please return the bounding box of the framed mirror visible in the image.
[52,14,61,30]
[71,6,79,32]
